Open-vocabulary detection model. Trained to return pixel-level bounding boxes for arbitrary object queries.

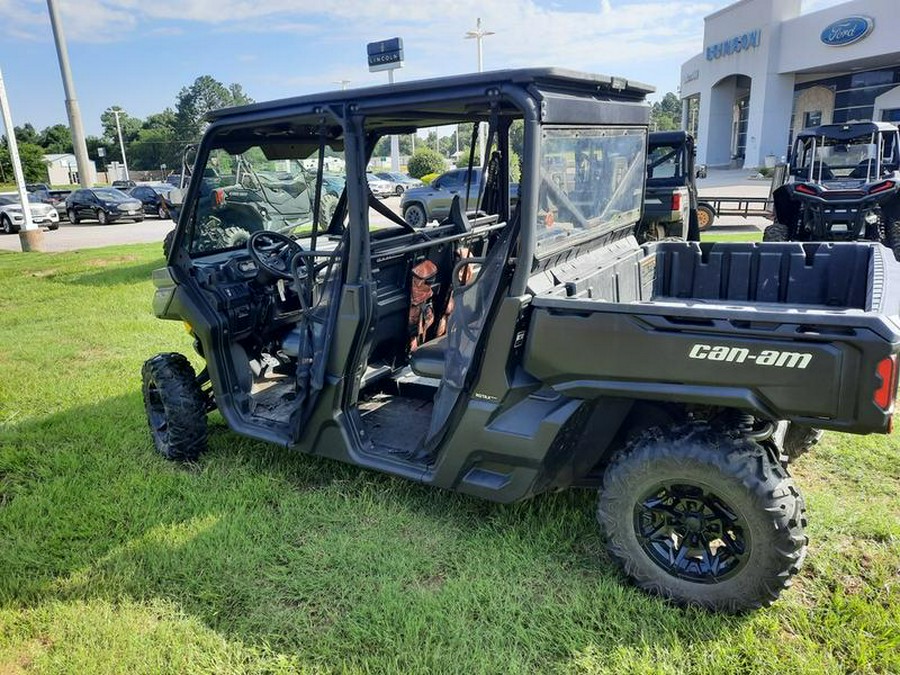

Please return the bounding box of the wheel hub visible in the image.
[634,482,750,583]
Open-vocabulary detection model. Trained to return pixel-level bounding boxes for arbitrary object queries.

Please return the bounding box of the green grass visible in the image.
[0,241,898,674]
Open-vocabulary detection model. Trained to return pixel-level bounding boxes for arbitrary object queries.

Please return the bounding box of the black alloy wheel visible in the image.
[634,481,749,583]
[597,424,807,612]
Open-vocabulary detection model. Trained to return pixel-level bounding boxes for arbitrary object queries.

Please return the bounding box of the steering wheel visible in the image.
[247,230,304,280]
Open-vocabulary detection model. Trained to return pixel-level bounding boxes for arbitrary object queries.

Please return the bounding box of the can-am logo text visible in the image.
[688,344,812,369]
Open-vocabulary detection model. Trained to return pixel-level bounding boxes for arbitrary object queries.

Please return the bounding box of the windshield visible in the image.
[189,143,344,254]
[536,127,646,253]
[94,188,132,202]
[150,185,172,195]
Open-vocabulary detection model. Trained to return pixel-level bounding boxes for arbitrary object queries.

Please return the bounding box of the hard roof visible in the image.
[207,67,655,123]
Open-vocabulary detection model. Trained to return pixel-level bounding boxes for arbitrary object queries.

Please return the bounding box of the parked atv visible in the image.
[636,130,705,243]
[764,121,900,258]
[144,69,900,613]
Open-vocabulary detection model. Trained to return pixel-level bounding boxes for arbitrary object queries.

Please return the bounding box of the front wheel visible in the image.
[403,203,427,228]
[597,425,807,612]
[141,353,208,461]
[158,205,168,220]
[395,185,405,196]
[67,208,79,224]
[1,215,16,234]
[763,222,790,241]
[97,209,109,225]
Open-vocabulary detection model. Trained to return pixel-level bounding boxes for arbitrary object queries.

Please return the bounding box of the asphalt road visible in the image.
[1,173,771,253]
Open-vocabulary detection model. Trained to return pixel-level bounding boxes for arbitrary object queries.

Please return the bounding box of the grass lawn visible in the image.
[0,241,898,674]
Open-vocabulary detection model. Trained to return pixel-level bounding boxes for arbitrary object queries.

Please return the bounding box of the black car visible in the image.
[65,187,144,224]
[129,184,174,219]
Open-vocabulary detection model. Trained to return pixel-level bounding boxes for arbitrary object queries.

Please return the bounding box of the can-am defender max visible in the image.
[764,121,900,258]
[144,69,900,613]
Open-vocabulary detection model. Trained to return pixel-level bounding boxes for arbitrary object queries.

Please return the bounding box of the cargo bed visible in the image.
[525,240,900,433]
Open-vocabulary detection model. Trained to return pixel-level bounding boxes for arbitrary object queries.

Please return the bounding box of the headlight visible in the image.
[864,210,880,225]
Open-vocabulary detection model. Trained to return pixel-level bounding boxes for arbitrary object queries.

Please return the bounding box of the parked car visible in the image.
[321,173,346,197]
[366,173,394,198]
[400,167,519,227]
[129,183,175,219]
[65,187,144,224]
[375,171,423,195]
[112,179,137,191]
[0,192,60,233]
[30,187,71,219]
[25,183,51,193]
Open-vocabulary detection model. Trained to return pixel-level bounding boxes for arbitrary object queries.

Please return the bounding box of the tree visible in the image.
[372,134,413,158]
[650,92,682,131]
[0,141,49,183]
[14,123,40,146]
[39,124,73,154]
[100,106,142,162]
[407,147,446,179]
[129,126,180,171]
[175,75,254,141]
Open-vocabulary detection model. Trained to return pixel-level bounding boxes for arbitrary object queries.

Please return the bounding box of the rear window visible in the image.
[536,127,646,253]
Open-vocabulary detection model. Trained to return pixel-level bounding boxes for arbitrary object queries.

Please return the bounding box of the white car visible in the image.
[366,173,394,199]
[0,192,60,234]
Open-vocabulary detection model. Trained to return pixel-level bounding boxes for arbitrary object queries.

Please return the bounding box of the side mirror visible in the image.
[696,165,708,179]
[168,188,184,206]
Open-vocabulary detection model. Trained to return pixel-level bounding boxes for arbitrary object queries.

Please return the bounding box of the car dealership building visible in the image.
[679,0,900,168]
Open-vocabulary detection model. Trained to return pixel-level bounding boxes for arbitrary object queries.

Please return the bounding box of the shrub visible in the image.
[407,148,446,179]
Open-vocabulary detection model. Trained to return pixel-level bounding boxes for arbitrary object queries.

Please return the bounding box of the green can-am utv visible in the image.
[144,69,900,612]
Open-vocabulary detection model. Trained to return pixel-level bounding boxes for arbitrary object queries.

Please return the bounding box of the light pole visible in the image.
[465,17,494,165]
[111,108,129,180]
[46,0,92,188]
[0,67,42,251]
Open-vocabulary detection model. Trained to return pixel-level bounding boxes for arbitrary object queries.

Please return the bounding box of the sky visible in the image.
[0,0,847,138]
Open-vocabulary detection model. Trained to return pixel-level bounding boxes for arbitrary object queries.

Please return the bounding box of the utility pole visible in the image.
[465,17,495,165]
[46,0,91,188]
[387,70,400,172]
[111,109,129,180]
[0,67,43,251]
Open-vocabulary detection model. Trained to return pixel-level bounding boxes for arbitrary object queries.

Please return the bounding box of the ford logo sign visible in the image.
[820,16,874,46]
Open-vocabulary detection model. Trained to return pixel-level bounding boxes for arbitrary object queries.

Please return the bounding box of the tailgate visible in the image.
[523,297,900,434]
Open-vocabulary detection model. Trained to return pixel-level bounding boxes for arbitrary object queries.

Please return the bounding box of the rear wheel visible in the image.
[67,208,79,224]
[763,222,790,241]
[403,203,427,228]
[597,425,807,612]
[696,204,715,231]
[783,424,823,463]
[48,222,59,231]
[158,205,168,219]
[141,353,208,461]
[162,229,175,257]
[97,209,109,225]
[1,215,16,234]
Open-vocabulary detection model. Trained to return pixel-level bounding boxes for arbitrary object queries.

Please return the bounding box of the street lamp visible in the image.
[110,108,129,180]
[465,17,495,164]
[333,79,351,90]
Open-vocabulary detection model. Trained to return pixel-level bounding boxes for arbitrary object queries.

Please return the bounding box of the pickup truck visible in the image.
[144,68,900,613]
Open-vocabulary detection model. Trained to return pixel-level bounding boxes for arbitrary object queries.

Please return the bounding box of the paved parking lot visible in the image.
[1,172,772,253]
